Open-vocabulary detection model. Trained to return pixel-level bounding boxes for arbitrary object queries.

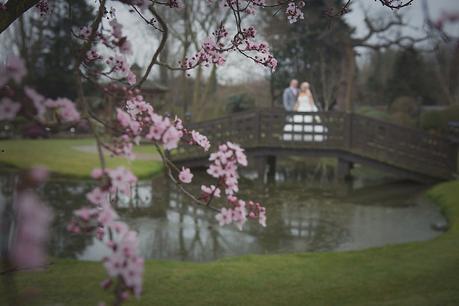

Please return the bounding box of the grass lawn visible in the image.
[0,138,163,179]
[1,181,458,305]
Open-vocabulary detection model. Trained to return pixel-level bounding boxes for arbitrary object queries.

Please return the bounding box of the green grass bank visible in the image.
[1,181,458,305]
[0,139,162,179]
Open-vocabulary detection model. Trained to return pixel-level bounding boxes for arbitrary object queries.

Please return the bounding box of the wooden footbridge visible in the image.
[172,108,457,182]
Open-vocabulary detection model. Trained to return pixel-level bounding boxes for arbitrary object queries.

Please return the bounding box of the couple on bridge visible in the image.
[282,79,327,142]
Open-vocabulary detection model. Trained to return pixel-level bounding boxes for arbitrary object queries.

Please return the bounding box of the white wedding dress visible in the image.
[283,95,327,142]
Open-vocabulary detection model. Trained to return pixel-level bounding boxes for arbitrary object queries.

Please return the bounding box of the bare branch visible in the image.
[0,0,40,34]
[135,5,169,88]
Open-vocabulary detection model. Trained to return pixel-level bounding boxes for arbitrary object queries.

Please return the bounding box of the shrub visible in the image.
[421,104,459,131]
[389,96,419,116]
[225,93,255,113]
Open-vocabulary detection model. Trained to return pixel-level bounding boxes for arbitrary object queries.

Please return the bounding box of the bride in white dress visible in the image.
[283,82,327,142]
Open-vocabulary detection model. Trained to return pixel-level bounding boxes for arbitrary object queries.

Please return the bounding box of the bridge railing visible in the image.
[350,113,455,179]
[256,108,347,149]
[174,108,456,179]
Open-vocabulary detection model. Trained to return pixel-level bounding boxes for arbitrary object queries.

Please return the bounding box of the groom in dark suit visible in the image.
[282,79,298,112]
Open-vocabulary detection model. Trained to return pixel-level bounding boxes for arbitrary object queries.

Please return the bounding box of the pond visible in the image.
[0,166,446,262]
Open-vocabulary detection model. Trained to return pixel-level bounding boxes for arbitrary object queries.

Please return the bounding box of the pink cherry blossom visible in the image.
[117,108,132,128]
[45,98,80,123]
[103,229,144,298]
[178,167,193,183]
[215,207,233,226]
[286,1,305,24]
[0,98,21,121]
[110,19,124,39]
[35,0,50,15]
[167,0,184,8]
[207,142,247,195]
[0,54,27,86]
[86,187,108,205]
[107,167,137,195]
[162,125,183,150]
[29,165,49,184]
[147,117,169,140]
[191,130,211,151]
[91,168,105,179]
[9,190,53,269]
[97,202,119,225]
[24,86,46,120]
[201,184,221,198]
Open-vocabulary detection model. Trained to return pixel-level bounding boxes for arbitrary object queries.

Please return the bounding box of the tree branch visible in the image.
[0,0,40,34]
[135,5,169,88]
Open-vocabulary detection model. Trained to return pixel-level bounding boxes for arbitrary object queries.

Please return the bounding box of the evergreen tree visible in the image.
[262,0,352,110]
[385,47,437,105]
[17,0,95,99]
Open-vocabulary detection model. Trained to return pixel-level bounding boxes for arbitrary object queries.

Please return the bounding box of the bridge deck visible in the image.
[173,109,457,181]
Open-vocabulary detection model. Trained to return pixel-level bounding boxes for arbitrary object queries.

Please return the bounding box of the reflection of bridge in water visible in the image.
[0,173,443,262]
[116,181,351,261]
[173,108,457,182]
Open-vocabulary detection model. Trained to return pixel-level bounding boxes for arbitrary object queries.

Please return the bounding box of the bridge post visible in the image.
[266,155,277,183]
[336,158,353,181]
[255,156,266,183]
[255,155,277,184]
[344,112,353,150]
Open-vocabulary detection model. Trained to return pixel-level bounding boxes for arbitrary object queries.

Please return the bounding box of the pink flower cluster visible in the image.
[216,197,266,230]
[182,23,277,70]
[0,55,27,87]
[216,0,266,14]
[190,130,211,151]
[434,11,459,31]
[183,0,308,71]
[102,229,144,299]
[68,167,143,298]
[76,18,136,86]
[0,98,21,121]
[45,98,81,123]
[179,167,193,183]
[106,55,136,85]
[286,1,305,24]
[35,0,50,16]
[167,0,184,9]
[109,19,133,55]
[180,25,228,69]
[207,142,247,195]
[213,1,304,23]
[199,141,267,229]
[10,191,53,268]
[9,167,52,269]
[24,87,80,124]
[111,95,210,158]
[92,166,138,195]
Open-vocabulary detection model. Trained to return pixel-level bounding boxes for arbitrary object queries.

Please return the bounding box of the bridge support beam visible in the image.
[266,155,277,183]
[336,158,353,181]
[255,155,277,184]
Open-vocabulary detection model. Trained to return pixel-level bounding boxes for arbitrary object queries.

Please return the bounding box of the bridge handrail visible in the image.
[175,108,456,179]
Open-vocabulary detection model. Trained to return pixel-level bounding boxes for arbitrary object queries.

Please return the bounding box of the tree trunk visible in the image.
[337,41,356,112]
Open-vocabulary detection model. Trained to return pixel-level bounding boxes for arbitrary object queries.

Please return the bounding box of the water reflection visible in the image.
[0,170,445,262]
